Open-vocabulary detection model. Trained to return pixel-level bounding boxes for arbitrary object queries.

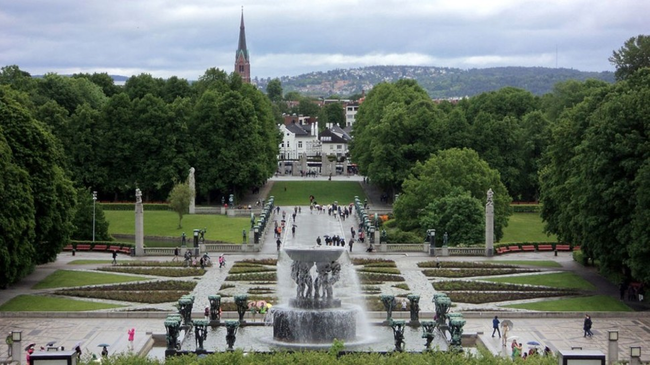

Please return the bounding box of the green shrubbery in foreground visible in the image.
[81,350,558,365]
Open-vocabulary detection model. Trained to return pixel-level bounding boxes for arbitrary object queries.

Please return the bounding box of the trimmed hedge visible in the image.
[422,268,539,278]
[97,267,206,277]
[70,240,133,249]
[494,242,568,250]
[511,204,542,213]
[101,203,171,211]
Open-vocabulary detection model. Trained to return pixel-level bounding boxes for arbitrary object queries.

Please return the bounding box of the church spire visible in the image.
[235,7,251,83]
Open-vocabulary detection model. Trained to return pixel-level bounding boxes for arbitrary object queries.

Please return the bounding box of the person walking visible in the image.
[276,239,282,251]
[349,238,354,252]
[583,314,593,337]
[173,247,180,262]
[112,250,117,265]
[491,315,501,338]
[316,236,321,246]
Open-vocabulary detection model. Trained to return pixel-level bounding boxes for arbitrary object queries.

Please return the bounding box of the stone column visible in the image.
[188,167,196,214]
[485,188,494,257]
[135,188,144,256]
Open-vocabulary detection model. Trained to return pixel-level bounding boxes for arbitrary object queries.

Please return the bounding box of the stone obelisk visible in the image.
[485,188,494,257]
[135,188,144,256]
[188,167,196,214]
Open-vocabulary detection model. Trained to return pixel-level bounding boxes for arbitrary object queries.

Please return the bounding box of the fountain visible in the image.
[270,246,369,346]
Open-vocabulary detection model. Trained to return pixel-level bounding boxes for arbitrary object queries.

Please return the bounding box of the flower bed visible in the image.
[238,258,278,266]
[357,272,405,283]
[97,267,206,277]
[351,258,395,266]
[229,266,277,274]
[356,267,401,275]
[392,283,410,291]
[225,272,277,282]
[54,280,196,303]
[447,291,574,304]
[417,261,514,269]
[432,280,575,292]
[117,261,211,268]
[422,268,538,278]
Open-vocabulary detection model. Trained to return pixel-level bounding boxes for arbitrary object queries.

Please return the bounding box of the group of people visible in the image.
[490,316,554,359]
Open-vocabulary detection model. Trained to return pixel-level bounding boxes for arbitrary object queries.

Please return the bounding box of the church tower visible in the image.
[234,8,251,83]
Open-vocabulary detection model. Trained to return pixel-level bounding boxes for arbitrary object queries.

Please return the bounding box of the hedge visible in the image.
[69,240,134,249]
[101,203,171,211]
[511,205,542,213]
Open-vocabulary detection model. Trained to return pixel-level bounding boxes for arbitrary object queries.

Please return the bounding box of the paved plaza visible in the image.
[1,176,649,362]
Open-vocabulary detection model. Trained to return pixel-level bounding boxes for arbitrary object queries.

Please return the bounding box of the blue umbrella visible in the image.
[527,341,541,346]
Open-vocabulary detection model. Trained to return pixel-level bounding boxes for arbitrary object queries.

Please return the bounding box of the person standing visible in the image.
[583,314,593,337]
[316,236,321,246]
[492,315,501,338]
[112,250,117,265]
[127,328,135,350]
[276,239,282,251]
[349,238,354,252]
[173,247,179,262]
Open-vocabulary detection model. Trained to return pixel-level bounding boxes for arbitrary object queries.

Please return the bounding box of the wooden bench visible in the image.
[75,244,91,251]
[537,244,554,251]
[573,245,581,251]
[63,245,74,251]
[93,245,108,251]
[521,245,536,251]
[109,246,121,252]
[507,245,521,252]
[555,244,571,251]
[119,246,132,254]
[495,247,510,254]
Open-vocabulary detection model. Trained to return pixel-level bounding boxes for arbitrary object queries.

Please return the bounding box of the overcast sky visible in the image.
[1,0,648,80]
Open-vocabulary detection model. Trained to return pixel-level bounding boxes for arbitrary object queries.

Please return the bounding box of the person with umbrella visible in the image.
[501,320,513,346]
[25,343,35,364]
[100,344,109,358]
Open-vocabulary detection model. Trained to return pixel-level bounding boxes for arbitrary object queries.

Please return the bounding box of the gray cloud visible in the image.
[1,0,647,80]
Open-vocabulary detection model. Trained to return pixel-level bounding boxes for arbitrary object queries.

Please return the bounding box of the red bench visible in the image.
[63,245,74,251]
[495,247,510,254]
[93,245,108,251]
[573,245,581,251]
[555,244,571,251]
[119,247,132,254]
[521,245,536,251]
[76,244,91,251]
[508,245,521,252]
[537,244,554,251]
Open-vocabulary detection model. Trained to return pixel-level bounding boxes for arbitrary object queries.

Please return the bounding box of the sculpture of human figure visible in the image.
[487,188,494,206]
[188,167,195,190]
[297,262,313,298]
[135,188,142,204]
[326,261,341,298]
[314,262,331,299]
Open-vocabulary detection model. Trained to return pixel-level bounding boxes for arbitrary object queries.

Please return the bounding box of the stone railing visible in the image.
[143,247,175,256]
[205,243,249,252]
[380,243,428,252]
[375,243,487,256]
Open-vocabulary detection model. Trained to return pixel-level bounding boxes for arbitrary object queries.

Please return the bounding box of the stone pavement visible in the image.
[1,176,650,361]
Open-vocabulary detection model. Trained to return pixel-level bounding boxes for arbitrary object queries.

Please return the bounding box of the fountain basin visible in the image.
[272,304,359,343]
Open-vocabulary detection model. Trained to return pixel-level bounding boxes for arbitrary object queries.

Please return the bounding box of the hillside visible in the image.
[254,66,615,98]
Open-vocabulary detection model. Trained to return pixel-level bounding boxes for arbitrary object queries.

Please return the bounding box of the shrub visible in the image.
[382,219,397,229]
[386,229,422,243]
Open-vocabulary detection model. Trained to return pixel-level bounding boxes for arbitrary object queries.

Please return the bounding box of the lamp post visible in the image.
[92,191,97,243]
[608,330,618,364]
[630,347,641,365]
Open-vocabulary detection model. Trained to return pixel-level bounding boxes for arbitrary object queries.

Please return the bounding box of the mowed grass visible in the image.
[504,295,632,312]
[104,210,249,243]
[33,270,149,289]
[268,181,367,206]
[490,260,562,268]
[0,295,125,311]
[486,272,596,290]
[502,213,557,243]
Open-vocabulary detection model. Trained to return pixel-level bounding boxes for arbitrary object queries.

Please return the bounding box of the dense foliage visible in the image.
[70,188,111,241]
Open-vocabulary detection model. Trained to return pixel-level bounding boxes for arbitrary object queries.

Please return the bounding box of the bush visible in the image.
[511,204,542,213]
[382,219,398,229]
[386,229,422,243]
[101,203,171,211]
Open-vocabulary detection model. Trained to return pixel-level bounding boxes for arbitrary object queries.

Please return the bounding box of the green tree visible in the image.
[297,97,321,117]
[394,148,511,240]
[36,73,107,114]
[0,85,76,265]
[124,73,165,100]
[319,102,345,129]
[71,188,111,241]
[72,72,120,97]
[609,34,650,81]
[419,190,484,245]
[0,130,36,287]
[266,78,283,103]
[168,181,192,229]
[0,65,36,93]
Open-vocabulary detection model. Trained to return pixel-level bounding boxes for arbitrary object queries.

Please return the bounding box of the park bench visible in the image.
[119,246,132,254]
[75,244,91,251]
[521,245,536,251]
[63,245,74,251]
[92,245,108,251]
[537,244,554,251]
[109,245,121,252]
[555,244,571,251]
[495,247,509,254]
[507,245,521,252]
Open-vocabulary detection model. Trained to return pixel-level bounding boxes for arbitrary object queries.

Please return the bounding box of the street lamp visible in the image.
[92,191,97,243]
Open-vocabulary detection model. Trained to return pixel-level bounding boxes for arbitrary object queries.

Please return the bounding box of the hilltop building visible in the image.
[235,9,251,83]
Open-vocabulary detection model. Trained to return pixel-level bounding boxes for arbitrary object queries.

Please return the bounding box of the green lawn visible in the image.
[504,295,632,312]
[268,181,367,206]
[33,270,149,289]
[0,295,125,311]
[486,272,596,290]
[491,260,562,268]
[502,213,557,243]
[105,210,249,243]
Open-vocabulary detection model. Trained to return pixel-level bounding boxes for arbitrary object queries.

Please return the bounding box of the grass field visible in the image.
[504,295,632,312]
[0,295,125,311]
[501,213,557,242]
[491,260,562,268]
[33,270,149,289]
[105,210,249,243]
[486,272,596,290]
[268,181,367,206]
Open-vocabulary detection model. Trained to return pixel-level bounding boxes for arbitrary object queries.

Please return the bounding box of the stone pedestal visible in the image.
[188,167,196,214]
[442,246,449,257]
[485,189,494,257]
[135,188,145,257]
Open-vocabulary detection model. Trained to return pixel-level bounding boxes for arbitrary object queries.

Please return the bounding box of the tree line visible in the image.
[352,35,650,284]
[0,67,279,286]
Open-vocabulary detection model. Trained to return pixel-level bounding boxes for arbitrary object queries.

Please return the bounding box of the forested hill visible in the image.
[254,66,615,98]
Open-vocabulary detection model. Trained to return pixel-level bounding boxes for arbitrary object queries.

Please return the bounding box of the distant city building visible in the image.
[320,124,351,159]
[234,9,251,84]
[345,102,359,127]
